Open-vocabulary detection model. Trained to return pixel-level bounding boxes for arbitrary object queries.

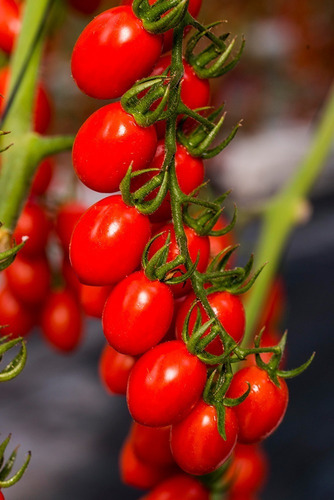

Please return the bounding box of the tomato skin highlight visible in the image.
[227,366,289,444]
[140,473,210,500]
[72,102,158,193]
[0,0,20,54]
[71,6,163,99]
[102,270,174,355]
[127,340,207,427]
[176,291,245,355]
[131,422,174,467]
[171,400,238,475]
[69,195,151,286]
[99,344,135,395]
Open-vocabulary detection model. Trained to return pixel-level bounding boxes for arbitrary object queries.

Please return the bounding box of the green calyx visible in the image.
[0,335,27,382]
[0,434,31,488]
[133,0,190,34]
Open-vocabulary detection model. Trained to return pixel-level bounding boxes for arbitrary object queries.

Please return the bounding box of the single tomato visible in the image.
[80,283,113,318]
[55,201,86,252]
[140,473,210,500]
[0,0,20,54]
[131,422,174,467]
[13,201,50,257]
[99,344,136,395]
[0,286,36,338]
[31,157,54,196]
[226,443,268,496]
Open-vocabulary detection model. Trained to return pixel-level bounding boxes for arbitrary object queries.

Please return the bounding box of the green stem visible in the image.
[243,82,334,347]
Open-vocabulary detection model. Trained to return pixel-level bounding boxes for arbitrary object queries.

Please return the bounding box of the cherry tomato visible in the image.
[175,291,245,356]
[5,253,51,305]
[171,400,238,475]
[99,344,136,395]
[140,473,210,500]
[0,285,36,338]
[131,422,174,467]
[13,201,50,257]
[61,254,81,295]
[79,283,113,318]
[227,366,289,444]
[31,157,54,196]
[209,215,236,263]
[71,6,163,99]
[72,102,158,193]
[69,195,151,286]
[132,140,205,222]
[148,223,210,297]
[67,0,102,15]
[0,67,52,133]
[150,54,210,137]
[226,444,268,496]
[127,340,207,427]
[55,201,86,252]
[102,270,174,355]
[41,289,83,352]
[120,437,174,490]
[0,0,20,54]
[0,489,5,500]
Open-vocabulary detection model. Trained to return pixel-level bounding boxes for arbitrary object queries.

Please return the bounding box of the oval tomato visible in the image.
[127,340,207,427]
[102,270,174,355]
[99,344,135,395]
[0,0,20,54]
[13,201,50,257]
[226,444,268,496]
[171,400,238,475]
[72,102,158,193]
[80,283,113,318]
[227,366,289,444]
[69,195,151,286]
[31,157,54,196]
[131,422,174,467]
[0,285,36,338]
[175,291,245,356]
[41,289,83,352]
[71,6,162,99]
[148,223,210,297]
[140,473,210,500]
[55,201,86,252]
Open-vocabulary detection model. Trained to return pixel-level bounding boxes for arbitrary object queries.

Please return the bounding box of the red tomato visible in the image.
[175,291,245,356]
[0,490,5,500]
[99,344,135,395]
[131,422,174,467]
[171,400,238,475]
[5,253,51,305]
[102,270,174,355]
[209,215,236,262]
[71,6,162,99]
[31,158,54,196]
[70,195,151,286]
[132,140,204,222]
[61,254,81,295]
[227,366,289,444]
[13,201,50,257]
[0,285,36,338]
[140,473,210,500]
[0,67,52,133]
[150,54,210,137]
[0,0,20,54]
[67,0,102,15]
[72,102,158,193]
[127,340,207,427]
[120,437,174,490]
[226,444,268,496]
[55,201,86,252]
[41,289,83,352]
[148,223,210,297]
[79,283,113,318]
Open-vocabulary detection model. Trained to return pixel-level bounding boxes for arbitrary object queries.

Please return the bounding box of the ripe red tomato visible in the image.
[5,253,51,305]
[61,254,81,295]
[226,444,268,496]
[140,473,210,500]
[72,102,158,193]
[55,201,86,252]
[0,67,52,133]
[0,285,36,338]
[79,283,113,318]
[0,0,20,54]
[71,6,162,99]
[227,366,289,444]
[67,0,102,15]
[69,195,151,286]
[0,489,5,500]
[150,54,210,138]
[13,201,50,257]
[149,223,210,297]
[171,400,238,475]
[31,158,54,196]
[132,140,204,222]
[131,422,174,467]
[102,270,174,355]
[99,344,135,395]
[175,291,245,356]
[41,289,83,352]
[127,340,207,427]
[120,437,175,490]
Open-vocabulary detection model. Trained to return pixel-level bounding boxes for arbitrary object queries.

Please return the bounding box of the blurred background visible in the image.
[1,0,334,498]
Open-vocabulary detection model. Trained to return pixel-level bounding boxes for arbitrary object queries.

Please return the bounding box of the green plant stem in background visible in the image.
[243,82,334,346]
[0,0,73,234]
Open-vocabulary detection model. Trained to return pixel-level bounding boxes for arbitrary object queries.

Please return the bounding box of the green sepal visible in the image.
[0,336,27,382]
[0,238,26,272]
[133,0,189,34]
[223,382,250,407]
